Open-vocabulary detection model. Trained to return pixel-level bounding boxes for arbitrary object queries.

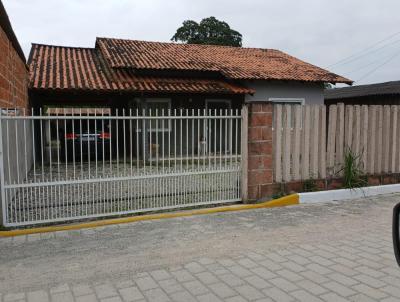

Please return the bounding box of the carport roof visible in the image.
[28,44,254,95]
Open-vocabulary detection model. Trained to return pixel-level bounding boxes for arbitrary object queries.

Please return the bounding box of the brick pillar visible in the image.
[246,102,273,201]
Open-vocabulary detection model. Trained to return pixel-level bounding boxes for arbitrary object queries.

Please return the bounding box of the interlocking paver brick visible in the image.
[158,279,183,294]
[143,288,169,302]
[328,273,359,286]
[235,285,264,300]
[269,277,298,292]
[72,284,93,297]
[182,280,209,296]
[352,284,388,300]
[320,292,349,302]
[135,277,158,291]
[208,282,236,298]
[150,270,171,281]
[244,275,271,290]
[322,281,357,297]
[50,291,74,302]
[169,291,196,302]
[218,274,245,287]
[26,290,48,302]
[196,292,223,302]
[118,287,144,301]
[290,289,323,302]
[95,284,118,299]
[297,279,327,295]
[75,294,98,302]
[263,287,294,302]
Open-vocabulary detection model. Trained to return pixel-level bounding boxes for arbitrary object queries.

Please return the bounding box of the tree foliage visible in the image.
[171,17,242,47]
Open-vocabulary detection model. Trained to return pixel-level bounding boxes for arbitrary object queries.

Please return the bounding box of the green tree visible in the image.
[171,17,242,47]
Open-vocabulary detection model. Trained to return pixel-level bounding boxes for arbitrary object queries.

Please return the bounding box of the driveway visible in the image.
[0,194,399,301]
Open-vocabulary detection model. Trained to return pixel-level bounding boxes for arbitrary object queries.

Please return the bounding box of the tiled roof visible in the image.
[28,44,254,94]
[324,81,400,99]
[96,37,352,84]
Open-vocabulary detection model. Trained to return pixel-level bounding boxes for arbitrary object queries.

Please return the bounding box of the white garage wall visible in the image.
[244,80,325,105]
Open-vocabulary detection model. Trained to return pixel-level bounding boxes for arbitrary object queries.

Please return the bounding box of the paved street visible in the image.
[1,193,400,302]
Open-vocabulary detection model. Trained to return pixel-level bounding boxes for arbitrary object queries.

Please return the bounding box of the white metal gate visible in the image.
[0,108,242,226]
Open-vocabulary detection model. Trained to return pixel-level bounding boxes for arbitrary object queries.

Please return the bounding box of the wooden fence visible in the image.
[273,103,400,182]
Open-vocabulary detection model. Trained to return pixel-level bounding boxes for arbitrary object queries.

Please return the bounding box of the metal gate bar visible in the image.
[0,108,242,226]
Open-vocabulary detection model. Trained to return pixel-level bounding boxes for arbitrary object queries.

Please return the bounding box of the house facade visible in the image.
[0,0,28,109]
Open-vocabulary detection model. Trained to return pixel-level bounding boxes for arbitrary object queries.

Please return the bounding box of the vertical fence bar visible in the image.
[0,111,7,226]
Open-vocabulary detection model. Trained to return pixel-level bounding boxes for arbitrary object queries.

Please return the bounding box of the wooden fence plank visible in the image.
[336,103,345,174]
[390,106,398,173]
[282,105,291,182]
[352,105,361,156]
[367,106,376,174]
[327,105,337,175]
[383,105,391,173]
[301,106,311,180]
[360,105,368,173]
[375,106,383,173]
[382,105,391,173]
[274,104,282,182]
[310,106,319,178]
[319,105,327,179]
[345,105,353,149]
[292,105,301,180]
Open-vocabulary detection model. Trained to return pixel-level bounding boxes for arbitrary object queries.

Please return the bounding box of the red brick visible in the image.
[261,127,272,141]
[262,103,273,113]
[248,127,262,141]
[249,141,272,155]
[248,185,260,200]
[249,113,272,127]
[250,103,263,113]
[248,170,273,186]
[367,175,380,186]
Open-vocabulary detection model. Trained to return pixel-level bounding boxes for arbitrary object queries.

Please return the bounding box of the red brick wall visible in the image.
[0,25,28,109]
[247,103,274,200]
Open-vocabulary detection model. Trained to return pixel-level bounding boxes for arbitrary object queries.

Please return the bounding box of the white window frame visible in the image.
[268,97,305,105]
[205,99,232,112]
[146,98,171,132]
[269,98,305,130]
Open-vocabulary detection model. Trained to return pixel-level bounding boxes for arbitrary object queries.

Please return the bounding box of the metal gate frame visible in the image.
[0,108,244,227]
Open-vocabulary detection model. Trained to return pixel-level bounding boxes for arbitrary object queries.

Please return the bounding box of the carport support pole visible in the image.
[241,105,248,203]
[0,112,6,227]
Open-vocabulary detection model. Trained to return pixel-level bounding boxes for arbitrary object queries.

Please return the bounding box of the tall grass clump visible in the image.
[340,148,367,190]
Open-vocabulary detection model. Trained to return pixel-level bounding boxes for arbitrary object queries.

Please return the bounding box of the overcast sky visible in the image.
[3,0,400,86]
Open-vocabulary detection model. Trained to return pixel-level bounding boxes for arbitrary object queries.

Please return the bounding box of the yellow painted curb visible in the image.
[0,194,299,237]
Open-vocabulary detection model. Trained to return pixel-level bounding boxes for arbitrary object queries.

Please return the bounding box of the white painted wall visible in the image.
[244,80,325,105]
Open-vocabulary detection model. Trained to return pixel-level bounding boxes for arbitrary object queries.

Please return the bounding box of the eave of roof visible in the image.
[0,0,26,63]
[324,81,400,99]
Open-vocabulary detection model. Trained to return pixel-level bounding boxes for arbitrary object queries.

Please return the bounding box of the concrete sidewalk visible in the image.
[1,194,399,301]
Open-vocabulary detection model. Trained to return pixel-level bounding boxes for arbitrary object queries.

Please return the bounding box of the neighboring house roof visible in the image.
[28,44,253,94]
[0,0,26,62]
[97,38,352,84]
[28,38,352,95]
[324,81,400,100]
